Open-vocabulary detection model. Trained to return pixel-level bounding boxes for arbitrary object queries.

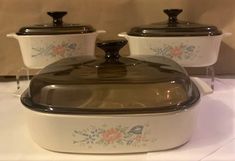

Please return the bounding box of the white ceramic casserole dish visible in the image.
[118,9,231,67]
[20,40,212,154]
[7,11,105,69]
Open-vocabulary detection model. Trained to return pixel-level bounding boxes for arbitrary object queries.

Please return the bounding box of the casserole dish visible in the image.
[20,40,212,154]
[7,11,105,69]
[118,9,231,67]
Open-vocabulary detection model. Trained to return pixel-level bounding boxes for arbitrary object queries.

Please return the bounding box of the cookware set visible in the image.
[7,9,229,154]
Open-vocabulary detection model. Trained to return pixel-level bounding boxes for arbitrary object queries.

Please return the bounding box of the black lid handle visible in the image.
[164,9,182,24]
[47,11,67,25]
[97,40,127,60]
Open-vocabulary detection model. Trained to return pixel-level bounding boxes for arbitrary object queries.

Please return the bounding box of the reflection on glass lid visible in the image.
[21,40,200,114]
[128,9,222,37]
[17,11,95,35]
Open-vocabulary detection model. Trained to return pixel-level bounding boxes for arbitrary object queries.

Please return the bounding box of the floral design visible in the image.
[102,128,123,144]
[150,43,198,60]
[73,125,153,147]
[32,41,77,58]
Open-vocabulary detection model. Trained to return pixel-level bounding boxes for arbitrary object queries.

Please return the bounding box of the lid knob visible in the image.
[47,11,67,26]
[164,9,182,24]
[97,40,127,78]
[97,40,127,61]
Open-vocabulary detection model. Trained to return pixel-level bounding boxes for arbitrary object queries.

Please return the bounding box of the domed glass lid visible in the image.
[21,40,200,114]
[17,11,95,35]
[128,9,222,37]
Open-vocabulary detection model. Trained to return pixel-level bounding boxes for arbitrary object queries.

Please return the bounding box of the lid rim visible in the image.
[127,27,222,37]
[16,30,96,35]
[127,9,222,37]
[20,83,200,115]
[127,33,222,37]
[17,11,96,35]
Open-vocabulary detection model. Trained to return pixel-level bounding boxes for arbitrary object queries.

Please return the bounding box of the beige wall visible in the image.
[1,0,235,75]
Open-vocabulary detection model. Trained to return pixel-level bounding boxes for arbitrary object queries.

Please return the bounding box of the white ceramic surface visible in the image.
[24,105,198,154]
[21,77,211,154]
[7,30,105,69]
[118,32,231,67]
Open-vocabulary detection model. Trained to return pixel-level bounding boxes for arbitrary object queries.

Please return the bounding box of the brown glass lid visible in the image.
[17,11,95,35]
[21,40,200,115]
[128,9,222,37]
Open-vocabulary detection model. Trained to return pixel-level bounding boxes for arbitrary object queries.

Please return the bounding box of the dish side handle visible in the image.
[190,77,213,95]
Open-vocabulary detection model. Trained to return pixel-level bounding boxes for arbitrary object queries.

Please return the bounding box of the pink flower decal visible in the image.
[102,128,123,144]
[52,45,66,56]
[170,47,183,57]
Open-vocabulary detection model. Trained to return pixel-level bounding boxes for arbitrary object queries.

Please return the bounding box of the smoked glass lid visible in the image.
[128,9,222,37]
[17,11,95,35]
[21,40,200,114]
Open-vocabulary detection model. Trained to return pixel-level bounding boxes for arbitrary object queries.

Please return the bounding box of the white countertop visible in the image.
[0,78,235,161]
